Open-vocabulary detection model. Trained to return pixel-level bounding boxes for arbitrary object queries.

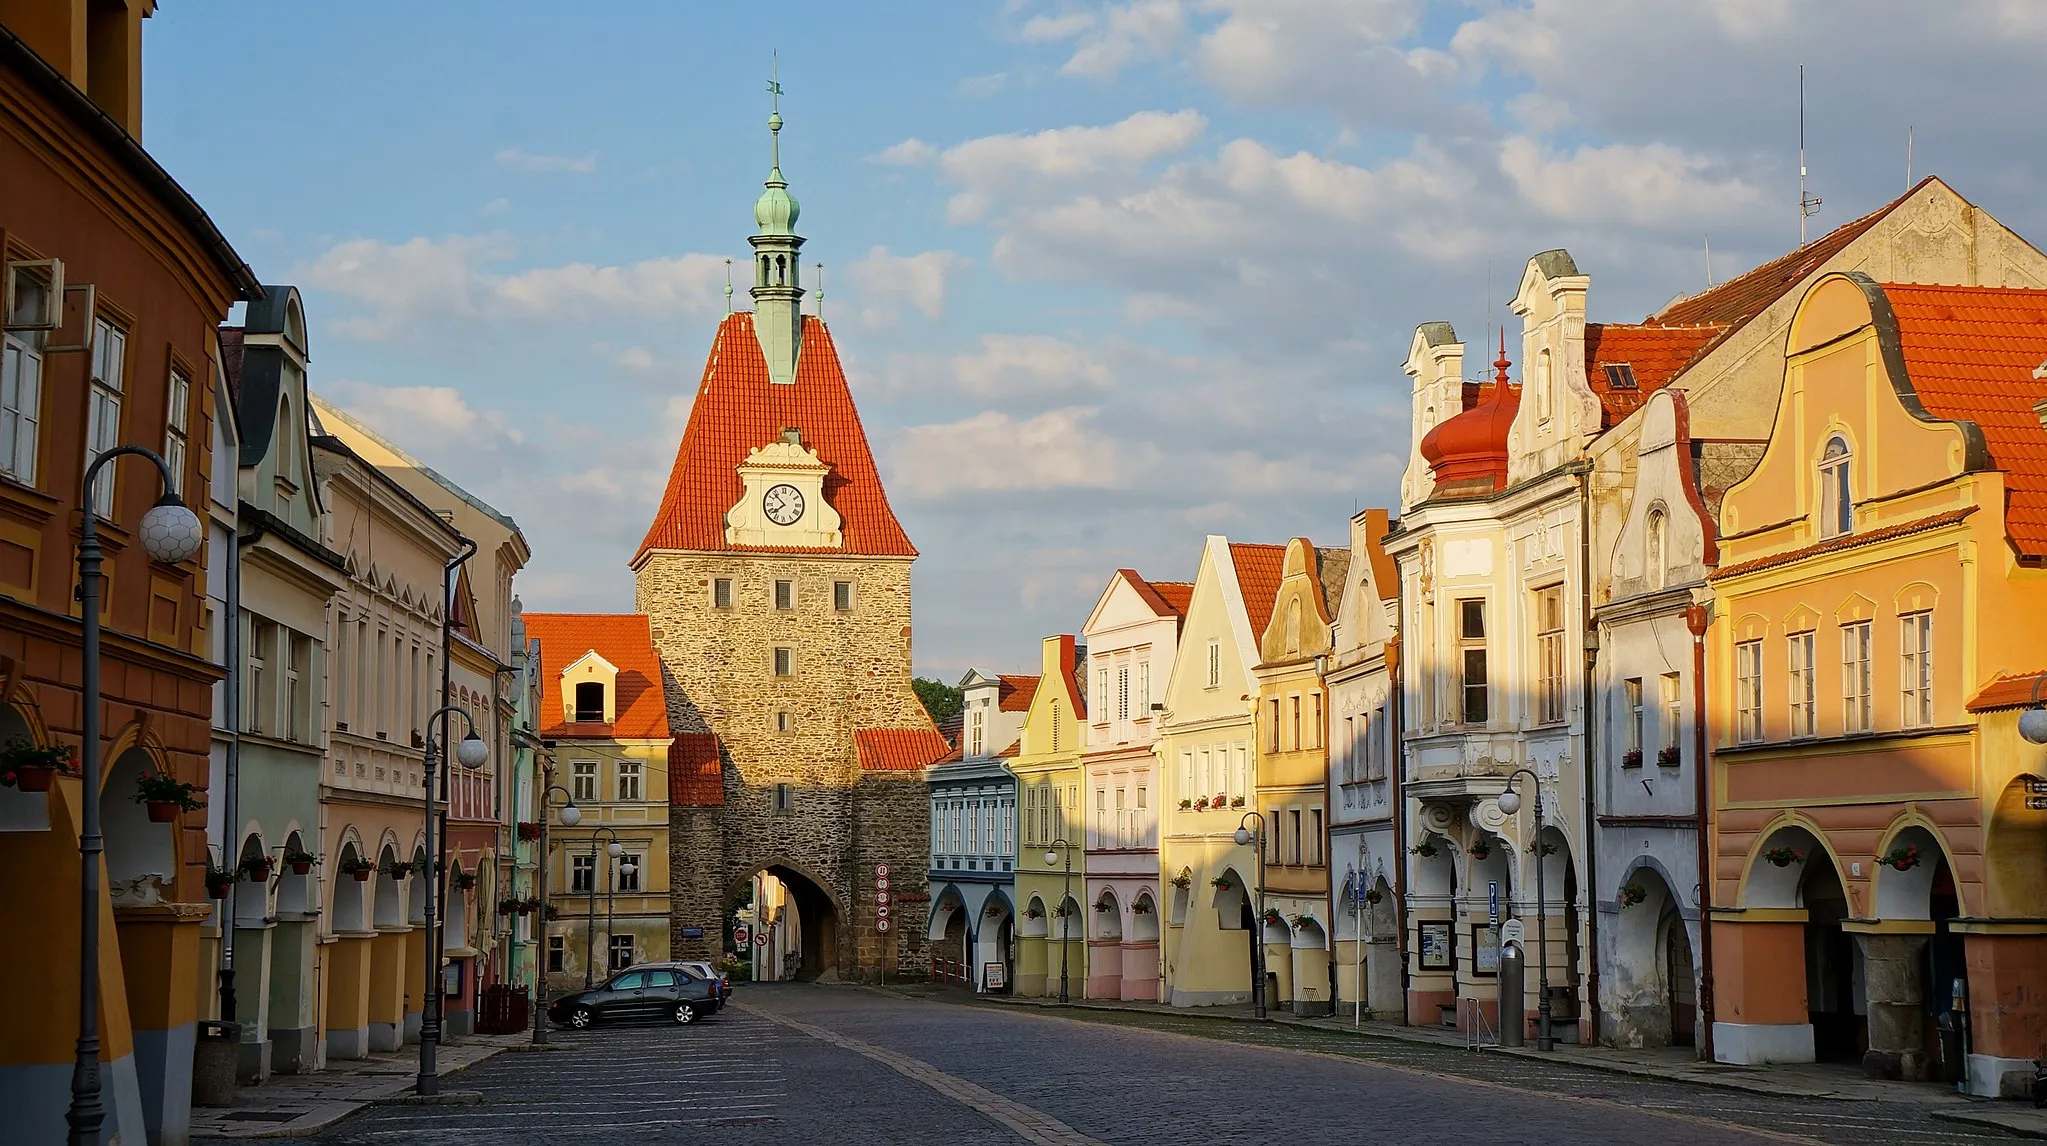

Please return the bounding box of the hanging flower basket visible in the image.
[1209,875,1232,890]
[455,872,478,891]
[1657,744,1681,768]
[1094,900,1114,913]
[383,859,414,881]
[1881,844,1922,872]
[241,855,273,883]
[1527,840,1557,857]
[1169,873,1192,889]
[1178,798,1193,810]
[1261,907,1284,926]
[516,821,543,842]
[1468,841,1492,860]
[1288,913,1316,930]
[543,904,561,922]
[341,856,375,882]
[283,847,317,875]
[1409,841,1438,858]
[0,739,75,793]
[1619,882,1648,908]
[205,864,237,899]
[1621,747,1644,769]
[497,897,523,916]
[1762,846,1803,868]
[1023,905,1044,920]
[133,769,203,821]
[1364,888,1384,905]
[1131,900,1153,915]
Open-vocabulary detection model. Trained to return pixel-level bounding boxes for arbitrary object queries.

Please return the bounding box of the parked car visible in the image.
[547,964,723,1028]
[676,960,732,1005]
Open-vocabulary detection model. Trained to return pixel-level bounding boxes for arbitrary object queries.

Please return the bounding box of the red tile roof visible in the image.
[634,313,915,564]
[1967,670,2047,713]
[1710,508,1976,582]
[855,727,952,772]
[669,733,723,806]
[1150,581,1194,616]
[1229,543,1288,641]
[998,675,1039,713]
[1583,323,1727,428]
[523,613,672,741]
[994,738,1021,759]
[1881,283,2047,556]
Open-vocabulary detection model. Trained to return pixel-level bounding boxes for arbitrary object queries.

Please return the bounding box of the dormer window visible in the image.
[1603,363,1638,391]
[1819,435,1853,538]
[560,649,620,724]
[573,681,604,722]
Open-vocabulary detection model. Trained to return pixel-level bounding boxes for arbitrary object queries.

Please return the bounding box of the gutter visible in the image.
[1686,602,1716,1060]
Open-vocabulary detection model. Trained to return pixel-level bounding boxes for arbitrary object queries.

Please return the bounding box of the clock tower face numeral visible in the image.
[763,483,806,526]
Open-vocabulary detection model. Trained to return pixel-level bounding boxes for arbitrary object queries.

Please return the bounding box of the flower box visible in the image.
[1621,747,1644,769]
[1656,744,1681,768]
[1178,798,1192,810]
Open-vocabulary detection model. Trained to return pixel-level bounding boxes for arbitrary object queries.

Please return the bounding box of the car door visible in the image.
[601,970,649,1020]
[646,969,683,1016]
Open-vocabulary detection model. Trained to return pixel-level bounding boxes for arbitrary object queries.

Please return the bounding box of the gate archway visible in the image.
[727,862,843,981]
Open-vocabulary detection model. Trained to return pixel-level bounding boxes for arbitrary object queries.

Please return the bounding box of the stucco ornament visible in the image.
[1473,798,1507,833]
[1420,801,1458,834]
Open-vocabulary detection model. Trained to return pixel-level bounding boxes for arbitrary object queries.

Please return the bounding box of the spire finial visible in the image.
[767,53,784,174]
[815,262,825,320]
[724,257,733,313]
[1493,328,1511,386]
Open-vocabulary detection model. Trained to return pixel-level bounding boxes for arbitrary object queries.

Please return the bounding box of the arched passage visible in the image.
[1087,889,1122,998]
[1017,894,1049,996]
[928,887,969,985]
[727,862,842,982]
[1863,822,1963,1081]
[975,893,1014,993]
[1608,862,1696,1048]
[103,746,176,907]
[1724,824,1855,1065]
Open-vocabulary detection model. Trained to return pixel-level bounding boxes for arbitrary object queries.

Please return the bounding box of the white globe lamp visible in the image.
[139,496,203,564]
[2021,706,2047,746]
[1497,788,1523,816]
[607,841,623,859]
[1233,827,1252,846]
[455,733,489,769]
[557,803,582,827]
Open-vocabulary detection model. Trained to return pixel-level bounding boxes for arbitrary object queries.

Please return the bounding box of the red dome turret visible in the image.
[1418,332,1519,495]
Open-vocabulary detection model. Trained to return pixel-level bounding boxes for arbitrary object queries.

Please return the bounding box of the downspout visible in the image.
[1686,602,1715,1061]
[1578,465,1601,1042]
[218,511,243,1027]
[492,664,518,989]
[435,539,478,994]
[1389,636,1408,1023]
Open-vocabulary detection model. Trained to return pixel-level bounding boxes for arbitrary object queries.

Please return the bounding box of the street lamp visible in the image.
[585,827,625,987]
[1233,811,1269,1020]
[1495,768,1553,1051]
[2020,673,2047,745]
[67,446,204,1146]
[1045,840,1073,1003]
[531,769,574,1046]
[416,705,490,1097]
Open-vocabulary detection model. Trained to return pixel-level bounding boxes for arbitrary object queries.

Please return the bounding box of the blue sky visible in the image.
[141,2,2047,677]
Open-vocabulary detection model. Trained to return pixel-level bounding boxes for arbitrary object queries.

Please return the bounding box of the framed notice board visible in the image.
[1418,921,1452,971]
[1473,924,1501,975]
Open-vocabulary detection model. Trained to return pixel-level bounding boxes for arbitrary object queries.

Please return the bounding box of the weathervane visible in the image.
[767,53,784,171]
[724,257,734,313]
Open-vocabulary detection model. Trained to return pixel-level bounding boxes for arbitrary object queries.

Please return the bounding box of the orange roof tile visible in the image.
[1150,581,1194,616]
[855,727,952,772]
[669,733,723,806]
[523,613,673,741]
[1583,323,1727,428]
[1710,508,1976,582]
[1881,283,2047,556]
[993,738,1021,759]
[1229,543,1288,640]
[1966,670,2047,713]
[997,675,1039,713]
[634,313,914,563]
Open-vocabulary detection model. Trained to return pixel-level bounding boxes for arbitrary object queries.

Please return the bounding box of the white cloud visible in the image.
[1498,138,1766,228]
[953,334,1114,399]
[935,109,1206,221]
[323,379,522,444]
[495,147,597,174]
[889,407,1135,497]
[958,73,1009,98]
[872,138,937,166]
[1019,11,1100,42]
[842,246,968,326]
[482,197,512,215]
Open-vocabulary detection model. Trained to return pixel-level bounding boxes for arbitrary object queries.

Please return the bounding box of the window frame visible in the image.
[1659,672,1682,756]
[833,579,854,612]
[712,578,734,610]
[1819,435,1854,538]
[616,758,642,802]
[773,646,794,677]
[1622,677,1644,762]
[85,315,127,517]
[773,578,795,611]
[571,759,598,803]
[1,265,48,486]
[1900,611,1934,728]
[1535,586,1566,724]
[616,852,642,893]
[1456,597,1489,726]
[571,853,596,893]
[1735,639,1764,744]
[164,366,191,496]
[1841,621,1873,733]
[1787,630,1817,738]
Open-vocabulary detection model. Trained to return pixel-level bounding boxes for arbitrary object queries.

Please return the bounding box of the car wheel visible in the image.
[672,1002,698,1025]
[567,1006,594,1030]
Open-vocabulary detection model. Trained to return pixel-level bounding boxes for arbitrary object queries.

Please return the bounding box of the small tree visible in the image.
[912,677,964,727]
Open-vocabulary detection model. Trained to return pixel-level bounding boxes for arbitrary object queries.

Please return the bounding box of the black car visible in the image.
[548,964,723,1028]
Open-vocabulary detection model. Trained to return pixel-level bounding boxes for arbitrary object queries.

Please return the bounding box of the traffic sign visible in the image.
[1501,918,1525,948]
[1488,881,1499,922]
[877,917,891,933]
[733,925,750,946]
[754,931,769,947]
[874,863,890,878]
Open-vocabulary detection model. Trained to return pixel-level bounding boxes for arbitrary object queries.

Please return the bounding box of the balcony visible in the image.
[1401,730,1521,802]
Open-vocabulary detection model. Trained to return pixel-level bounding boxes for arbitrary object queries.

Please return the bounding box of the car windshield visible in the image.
[607,971,646,990]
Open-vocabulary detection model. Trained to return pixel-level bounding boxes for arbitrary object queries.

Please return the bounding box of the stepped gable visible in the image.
[633,311,914,564]
[1228,542,1288,640]
[1881,282,2047,557]
[523,612,672,740]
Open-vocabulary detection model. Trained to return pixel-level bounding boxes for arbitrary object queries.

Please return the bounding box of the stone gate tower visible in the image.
[635,96,943,981]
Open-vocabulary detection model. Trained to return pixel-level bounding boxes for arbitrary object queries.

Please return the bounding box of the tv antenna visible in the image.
[1704,234,1714,288]
[815,262,825,320]
[1906,124,1914,188]
[724,258,733,313]
[1799,64,1822,244]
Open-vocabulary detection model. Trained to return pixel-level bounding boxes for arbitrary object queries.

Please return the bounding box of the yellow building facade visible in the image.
[1012,635,1087,997]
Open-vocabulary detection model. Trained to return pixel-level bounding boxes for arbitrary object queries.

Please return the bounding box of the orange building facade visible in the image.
[1706,272,2047,1095]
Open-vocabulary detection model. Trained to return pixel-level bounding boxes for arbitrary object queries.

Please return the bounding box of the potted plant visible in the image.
[340,856,375,882]
[1178,798,1192,810]
[524,896,543,915]
[1230,795,1246,808]
[283,847,317,876]
[1261,907,1284,927]
[1209,875,1232,890]
[1192,795,1210,811]
[1023,905,1044,920]
[1094,900,1114,913]
[1364,888,1384,905]
[1762,846,1803,868]
[0,739,74,793]
[1621,747,1644,769]
[1169,872,1192,890]
[1619,882,1647,908]
[1657,744,1681,767]
[383,858,413,881]
[1468,840,1492,860]
[241,854,274,884]
[1409,841,1438,858]
[1131,900,1153,915]
[133,769,203,822]
[497,897,522,917]
[204,863,237,899]
[1881,843,1922,872]
[543,904,561,922]
[455,871,478,891]
[1288,913,1316,930]
[516,821,543,842]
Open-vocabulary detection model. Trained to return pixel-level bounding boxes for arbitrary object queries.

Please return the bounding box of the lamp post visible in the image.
[1045,840,1073,1003]
[585,827,624,987]
[66,446,205,1146]
[531,771,575,1046]
[416,706,490,1097]
[1233,811,1269,1020]
[1496,768,1553,1051]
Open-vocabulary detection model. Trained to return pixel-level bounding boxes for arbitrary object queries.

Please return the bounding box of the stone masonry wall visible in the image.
[640,552,932,981]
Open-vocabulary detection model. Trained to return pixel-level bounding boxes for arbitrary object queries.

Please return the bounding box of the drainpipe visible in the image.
[1389,636,1409,1023]
[1578,465,1601,1042]
[493,663,518,989]
[219,511,242,1029]
[1686,602,1716,1061]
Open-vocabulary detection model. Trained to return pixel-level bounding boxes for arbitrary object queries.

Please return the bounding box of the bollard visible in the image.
[192,1020,241,1107]
[1498,944,1526,1048]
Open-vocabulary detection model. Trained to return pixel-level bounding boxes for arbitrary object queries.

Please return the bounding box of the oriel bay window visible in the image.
[1457,598,1488,725]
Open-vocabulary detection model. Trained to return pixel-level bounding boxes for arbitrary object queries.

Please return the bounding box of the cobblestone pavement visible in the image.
[308,985,2018,1145]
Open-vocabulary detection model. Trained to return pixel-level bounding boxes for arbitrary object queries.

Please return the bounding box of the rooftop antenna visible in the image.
[1906,124,1914,189]
[1704,234,1714,288]
[1799,64,1822,245]
[724,257,733,313]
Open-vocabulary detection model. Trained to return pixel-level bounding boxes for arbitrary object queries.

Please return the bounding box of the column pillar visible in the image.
[116,903,209,1146]
[323,934,373,1060]
[1960,927,2047,1097]
[1710,912,1814,1064]
[1851,929,1932,1080]
[231,921,275,1082]
[402,926,427,1043]
[266,919,319,1073]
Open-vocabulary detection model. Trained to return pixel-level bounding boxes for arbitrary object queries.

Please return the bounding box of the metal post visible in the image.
[531,769,566,1046]
[1050,837,1072,1004]
[69,446,183,1146]
[584,836,597,987]
[416,703,482,1096]
[1251,819,1267,1020]
[1535,780,1553,1051]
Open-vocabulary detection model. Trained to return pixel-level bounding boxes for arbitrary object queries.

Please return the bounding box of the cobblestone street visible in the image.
[307,985,2021,1145]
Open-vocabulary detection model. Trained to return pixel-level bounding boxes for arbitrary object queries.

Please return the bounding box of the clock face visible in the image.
[763,484,805,526]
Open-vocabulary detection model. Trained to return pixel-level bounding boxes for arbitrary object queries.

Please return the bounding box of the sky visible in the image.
[141,1,2047,678]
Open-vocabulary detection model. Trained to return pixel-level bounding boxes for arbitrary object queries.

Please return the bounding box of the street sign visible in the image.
[2029,795,2047,811]
[733,925,750,946]
[1488,881,1499,922]
[1501,918,1525,948]
[680,926,705,940]
[754,931,769,947]
[877,918,890,933]
[874,863,890,878]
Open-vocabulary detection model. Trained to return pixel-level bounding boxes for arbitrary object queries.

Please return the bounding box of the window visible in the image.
[571,760,597,802]
[1,266,47,484]
[286,633,310,742]
[571,854,595,893]
[1787,631,1816,738]
[1735,639,1764,743]
[1342,717,1357,781]
[773,647,794,677]
[968,709,983,756]
[1180,751,1194,798]
[1138,662,1151,714]
[609,935,635,972]
[1207,640,1221,688]
[617,759,642,801]
[1535,587,1565,723]
[1645,509,1667,590]
[985,798,998,853]
[1308,808,1324,866]
[712,578,733,609]
[164,369,190,495]
[1290,696,1301,751]
[86,317,125,517]
[246,619,272,734]
[1622,678,1643,762]
[950,803,961,854]
[1819,436,1853,538]
[547,934,565,972]
[1310,693,1322,750]
[1002,798,1013,855]
[1115,788,1128,849]
[1842,621,1873,733]
[616,853,641,892]
[1117,666,1130,722]
[1901,611,1934,727]
[1268,698,1281,752]
[1536,348,1553,422]
[775,709,794,734]
[968,801,981,854]
[573,681,604,722]
[774,579,795,610]
[1457,598,1489,725]
[1660,672,1682,757]
[774,783,793,814]
[833,580,853,611]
